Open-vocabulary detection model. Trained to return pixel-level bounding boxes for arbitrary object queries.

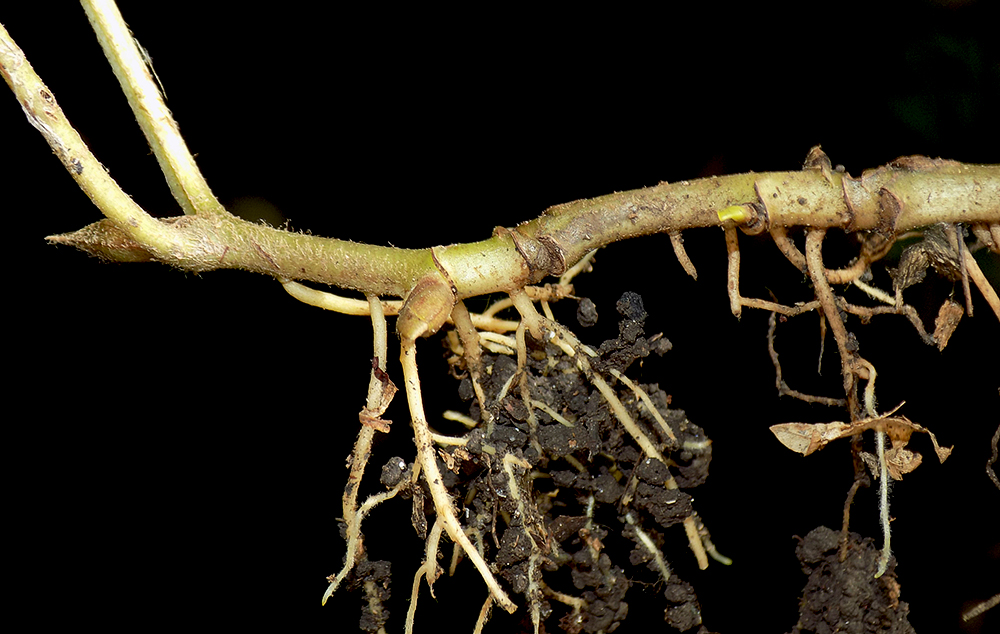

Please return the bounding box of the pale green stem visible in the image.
[4,19,999,303]
[81,0,227,216]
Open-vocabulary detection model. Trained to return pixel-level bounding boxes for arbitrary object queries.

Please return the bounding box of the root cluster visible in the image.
[330,289,725,633]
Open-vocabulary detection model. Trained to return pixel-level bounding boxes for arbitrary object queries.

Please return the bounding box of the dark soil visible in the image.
[789,526,914,634]
[341,293,720,632]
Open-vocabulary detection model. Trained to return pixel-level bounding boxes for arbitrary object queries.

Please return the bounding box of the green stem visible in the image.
[4,19,998,302]
[81,0,227,216]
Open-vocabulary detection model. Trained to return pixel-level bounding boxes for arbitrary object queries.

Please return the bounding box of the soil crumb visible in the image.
[789,526,915,634]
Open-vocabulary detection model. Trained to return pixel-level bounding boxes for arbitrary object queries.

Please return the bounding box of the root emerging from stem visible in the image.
[332,285,721,631]
[399,336,517,614]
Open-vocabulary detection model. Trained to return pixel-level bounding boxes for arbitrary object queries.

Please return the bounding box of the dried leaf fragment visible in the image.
[358,364,398,432]
[769,421,852,456]
[769,404,952,478]
[933,298,964,351]
[885,444,922,479]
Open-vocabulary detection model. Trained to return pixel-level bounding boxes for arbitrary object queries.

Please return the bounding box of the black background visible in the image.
[5,1,998,631]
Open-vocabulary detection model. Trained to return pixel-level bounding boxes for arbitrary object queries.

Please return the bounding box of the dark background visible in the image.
[5,1,997,631]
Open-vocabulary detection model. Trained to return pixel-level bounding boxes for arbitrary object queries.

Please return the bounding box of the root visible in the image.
[283,279,403,316]
[406,517,445,634]
[767,311,847,407]
[989,419,1000,491]
[962,241,1000,321]
[478,330,517,355]
[804,230,897,578]
[399,337,517,613]
[626,511,672,583]
[724,225,742,318]
[450,300,494,427]
[472,595,494,634]
[725,223,823,317]
[325,477,408,604]
[668,231,698,280]
[514,319,543,455]
[509,288,545,341]
[544,585,587,634]
[579,348,668,466]
[765,225,950,346]
[609,368,677,444]
[500,453,544,634]
[559,248,598,287]
[682,515,710,570]
[768,225,889,284]
[963,593,1000,623]
[531,399,574,427]
[692,512,733,566]
[873,427,892,578]
[805,229,860,411]
[323,295,396,606]
[943,224,974,317]
[851,278,896,305]
[839,475,867,562]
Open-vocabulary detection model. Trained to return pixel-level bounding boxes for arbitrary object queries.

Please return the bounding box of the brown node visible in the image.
[504,226,567,282]
[875,188,903,238]
[803,145,836,187]
[890,224,964,296]
[737,202,769,236]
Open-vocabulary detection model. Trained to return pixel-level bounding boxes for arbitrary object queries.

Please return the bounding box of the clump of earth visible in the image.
[789,526,914,634]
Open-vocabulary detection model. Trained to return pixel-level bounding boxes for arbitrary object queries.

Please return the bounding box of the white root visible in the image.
[322,294,394,606]
[405,517,445,634]
[609,368,677,443]
[874,428,892,578]
[626,512,671,584]
[399,338,517,613]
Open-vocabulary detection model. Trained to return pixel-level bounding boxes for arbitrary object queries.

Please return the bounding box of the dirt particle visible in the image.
[380,456,407,488]
[577,297,599,328]
[616,291,647,322]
